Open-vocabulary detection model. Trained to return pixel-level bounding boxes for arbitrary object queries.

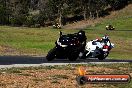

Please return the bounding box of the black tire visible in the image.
[68,50,79,61]
[98,54,105,60]
[46,47,56,61]
[104,52,109,58]
[98,50,105,60]
[76,76,87,85]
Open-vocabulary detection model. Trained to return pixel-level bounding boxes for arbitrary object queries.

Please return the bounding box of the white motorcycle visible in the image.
[80,39,114,60]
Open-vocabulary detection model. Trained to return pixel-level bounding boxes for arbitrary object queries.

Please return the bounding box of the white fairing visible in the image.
[85,41,103,57]
[57,39,68,47]
[85,41,103,51]
[106,26,109,28]
[85,40,114,57]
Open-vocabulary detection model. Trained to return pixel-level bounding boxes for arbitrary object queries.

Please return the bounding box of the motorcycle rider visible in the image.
[77,30,87,51]
[53,23,61,29]
[77,30,87,43]
[106,25,115,30]
[101,35,112,51]
[101,35,110,43]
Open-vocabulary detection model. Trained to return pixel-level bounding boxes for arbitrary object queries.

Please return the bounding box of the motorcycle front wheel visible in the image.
[46,47,56,61]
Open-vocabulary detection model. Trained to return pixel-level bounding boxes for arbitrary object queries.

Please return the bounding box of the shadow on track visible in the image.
[0,56,44,65]
[0,56,132,65]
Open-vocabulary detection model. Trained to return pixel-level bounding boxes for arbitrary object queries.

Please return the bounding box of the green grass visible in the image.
[0,27,59,55]
[86,15,132,59]
[89,17,132,30]
[0,23,131,59]
[0,9,132,59]
[89,4,132,31]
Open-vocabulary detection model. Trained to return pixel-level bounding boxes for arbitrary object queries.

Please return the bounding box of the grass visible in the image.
[0,5,131,59]
[0,26,58,55]
[0,24,131,59]
[32,78,45,82]
[89,17,132,30]
[18,73,32,76]
[17,65,75,70]
[86,14,132,59]
[89,4,132,31]
[0,67,22,74]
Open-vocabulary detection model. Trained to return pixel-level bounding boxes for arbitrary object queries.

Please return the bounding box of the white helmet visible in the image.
[102,35,109,39]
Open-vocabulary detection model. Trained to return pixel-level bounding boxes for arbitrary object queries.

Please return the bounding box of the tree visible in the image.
[48,0,69,26]
[0,0,9,24]
[0,0,131,26]
[8,0,30,26]
[107,0,129,10]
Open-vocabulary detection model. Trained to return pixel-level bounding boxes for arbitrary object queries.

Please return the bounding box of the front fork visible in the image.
[79,50,90,59]
[104,51,109,58]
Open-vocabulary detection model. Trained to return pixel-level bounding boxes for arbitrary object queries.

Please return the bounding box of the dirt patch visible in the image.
[0,65,131,88]
[0,45,19,55]
[63,19,102,30]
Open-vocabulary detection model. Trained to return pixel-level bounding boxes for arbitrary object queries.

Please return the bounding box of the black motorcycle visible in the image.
[46,30,87,61]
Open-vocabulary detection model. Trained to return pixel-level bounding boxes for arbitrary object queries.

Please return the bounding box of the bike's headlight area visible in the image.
[70,43,76,46]
[57,40,68,47]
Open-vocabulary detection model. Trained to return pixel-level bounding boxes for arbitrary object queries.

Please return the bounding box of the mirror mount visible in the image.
[60,31,62,37]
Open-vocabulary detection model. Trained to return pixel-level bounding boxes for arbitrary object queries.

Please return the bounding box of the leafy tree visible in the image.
[0,0,9,24]
[8,0,30,26]
[0,0,131,26]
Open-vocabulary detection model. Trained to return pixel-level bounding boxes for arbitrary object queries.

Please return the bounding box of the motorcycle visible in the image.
[80,37,114,60]
[106,25,115,30]
[46,30,87,61]
[53,23,61,29]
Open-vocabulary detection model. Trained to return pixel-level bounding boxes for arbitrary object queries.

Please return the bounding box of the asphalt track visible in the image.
[0,56,131,68]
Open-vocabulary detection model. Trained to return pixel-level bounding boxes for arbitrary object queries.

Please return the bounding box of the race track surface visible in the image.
[0,56,131,68]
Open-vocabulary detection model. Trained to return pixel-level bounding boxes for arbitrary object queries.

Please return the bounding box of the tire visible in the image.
[104,52,109,58]
[46,47,56,61]
[98,50,105,60]
[68,50,79,61]
[98,54,105,60]
[76,76,87,85]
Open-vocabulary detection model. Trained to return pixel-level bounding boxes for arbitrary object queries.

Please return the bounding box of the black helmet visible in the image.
[78,30,85,37]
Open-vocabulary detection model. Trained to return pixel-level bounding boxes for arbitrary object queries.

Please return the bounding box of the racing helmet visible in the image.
[78,30,85,37]
[77,30,86,42]
[102,35,109,39]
